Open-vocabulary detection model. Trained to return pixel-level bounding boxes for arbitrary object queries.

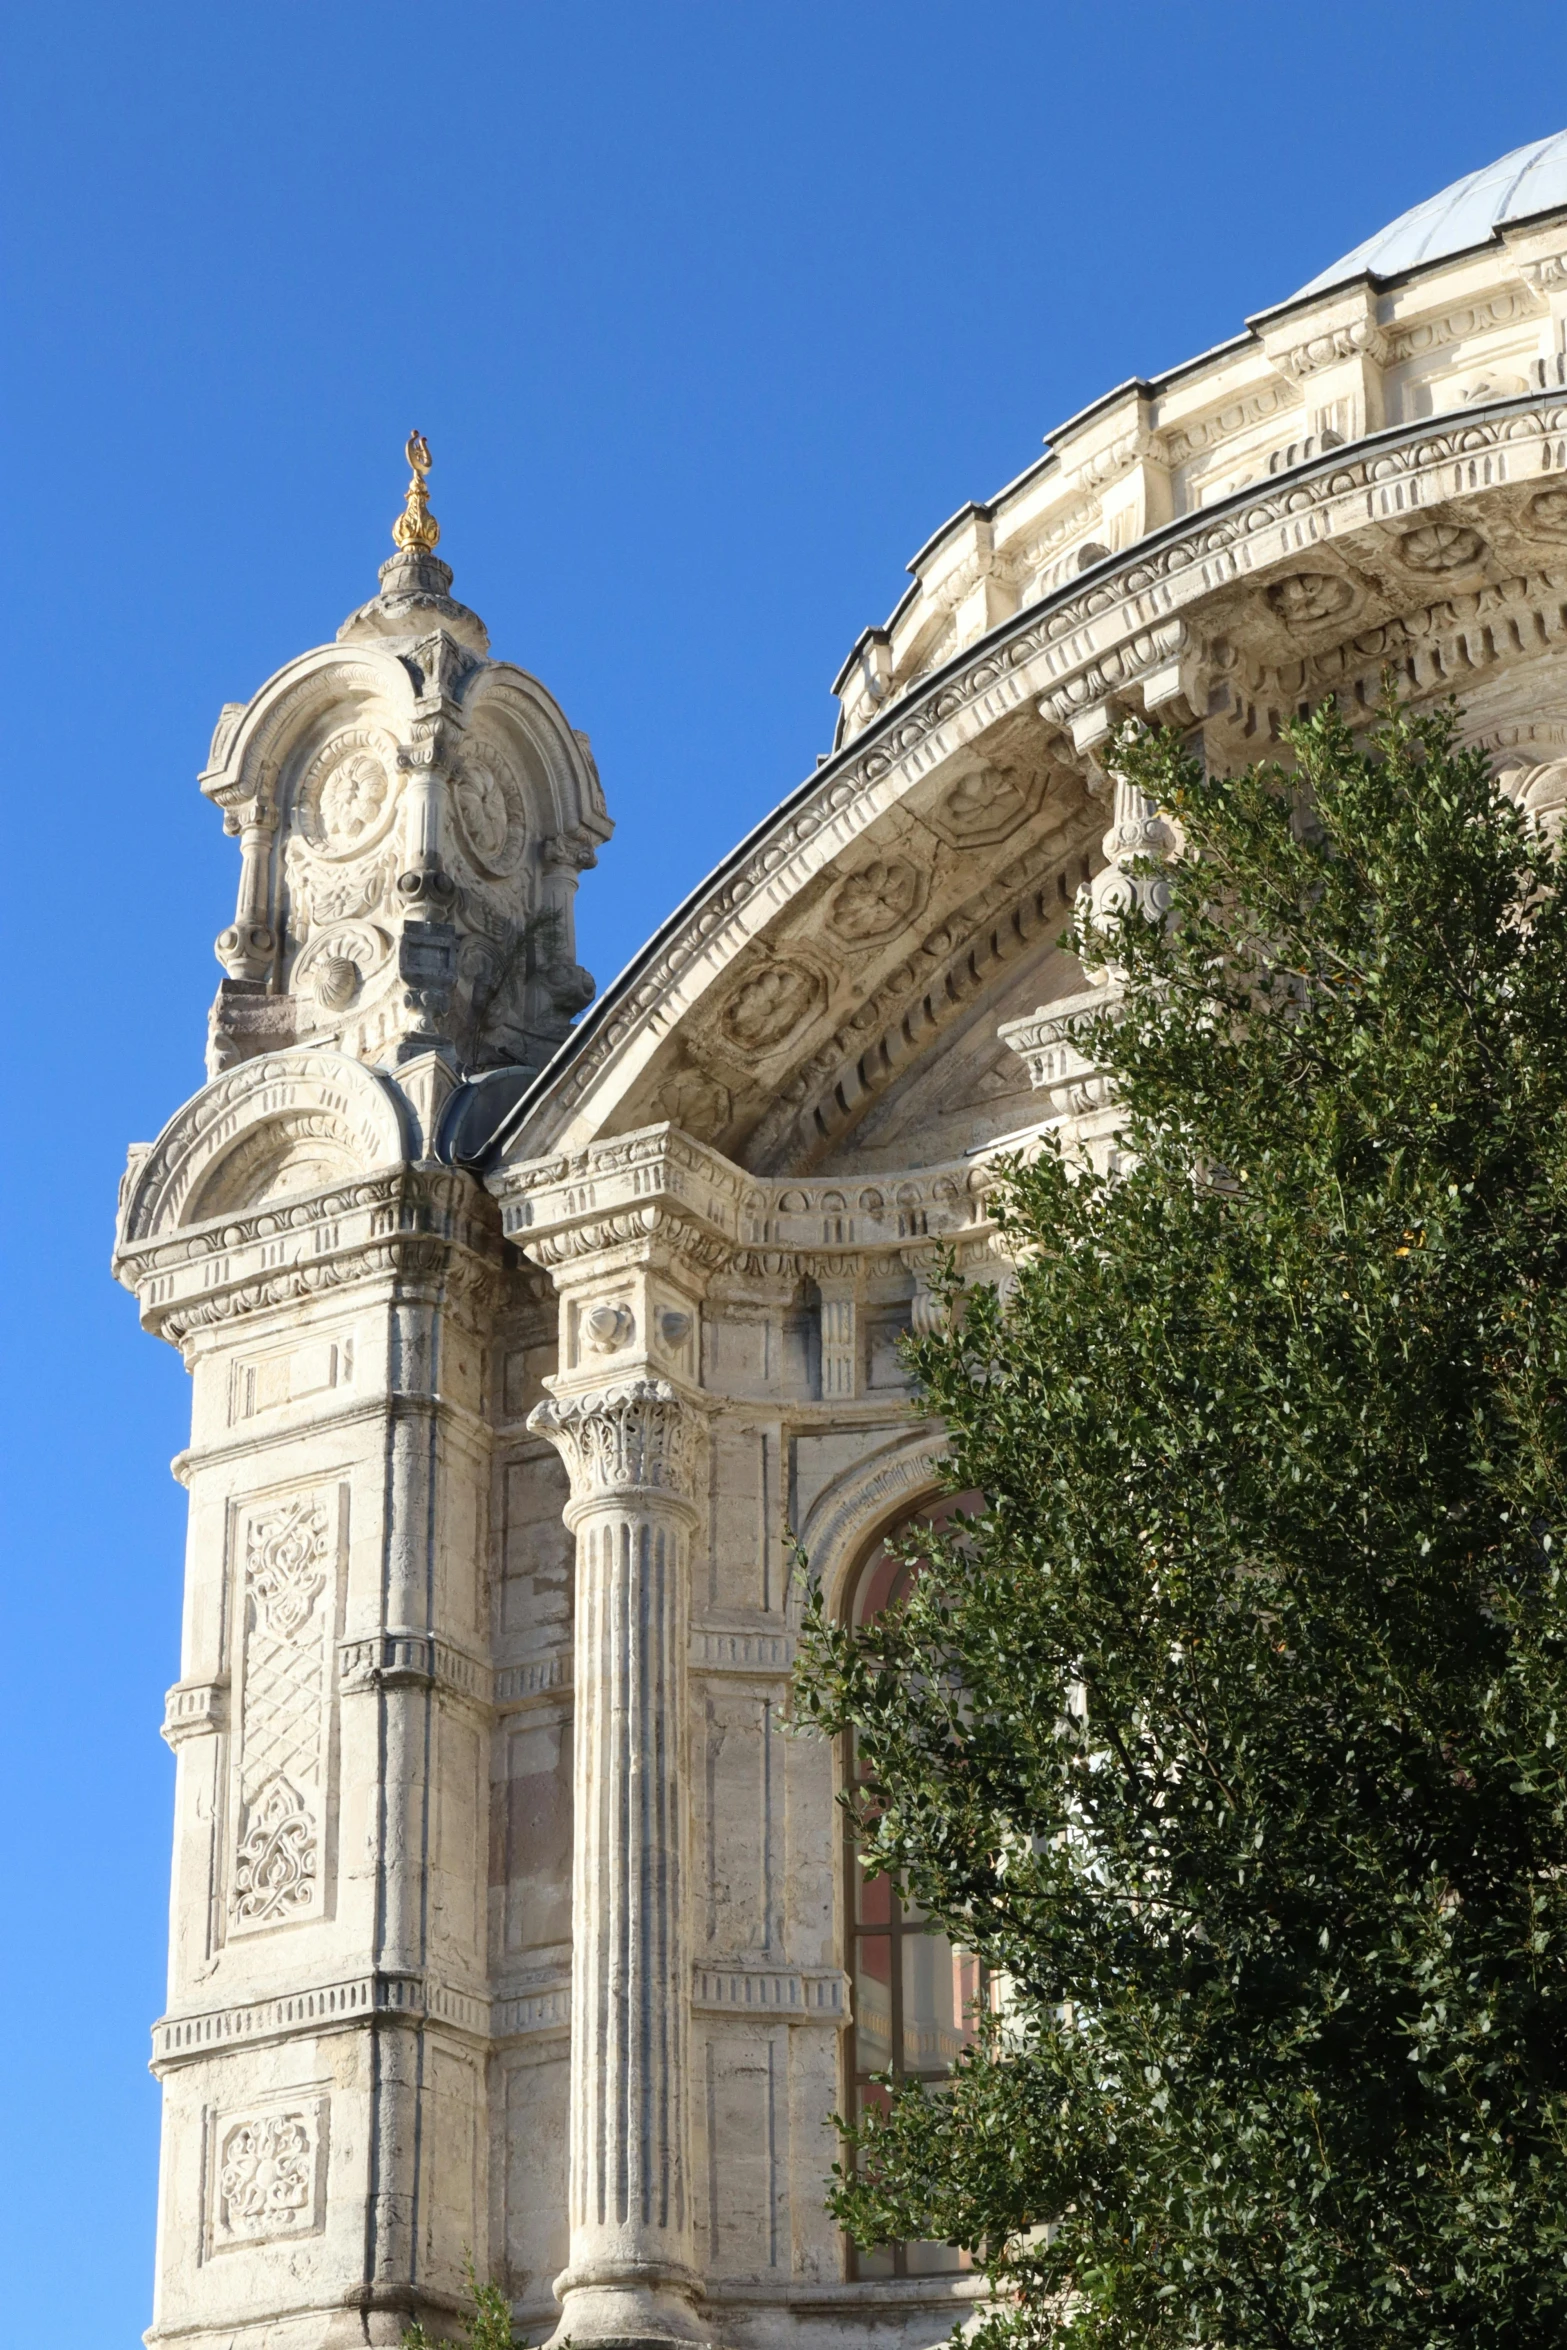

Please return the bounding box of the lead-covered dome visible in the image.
[1296,129,1567,297]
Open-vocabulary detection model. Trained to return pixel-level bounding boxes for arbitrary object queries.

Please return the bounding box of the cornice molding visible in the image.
[115,1164,505,1350]
[497,393,1567,1159]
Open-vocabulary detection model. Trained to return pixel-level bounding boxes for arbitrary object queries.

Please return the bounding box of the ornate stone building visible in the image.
[119,135,1567,2350]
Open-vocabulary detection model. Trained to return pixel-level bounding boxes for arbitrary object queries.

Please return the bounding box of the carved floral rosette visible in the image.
[528,1377,706,1519]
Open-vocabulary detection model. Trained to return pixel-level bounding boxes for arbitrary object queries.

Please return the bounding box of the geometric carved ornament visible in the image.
[230,1490,335,1930]
[213,2103,324,2246]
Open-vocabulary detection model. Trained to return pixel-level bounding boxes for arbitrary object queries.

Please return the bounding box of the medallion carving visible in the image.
[451,744,526,879]
[925,762,1044,848]
[1528,488,1567,537]
[1398,522,1487,573]
[721,960,823,1052]
[828,858,922,941]
[1267,570,1355,624]
[213,2103,324,2246]
[297,727,403,859]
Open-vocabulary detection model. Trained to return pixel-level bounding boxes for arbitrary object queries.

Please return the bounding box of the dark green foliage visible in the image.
[403,2265,516,2350]
[793,700,1567,2346]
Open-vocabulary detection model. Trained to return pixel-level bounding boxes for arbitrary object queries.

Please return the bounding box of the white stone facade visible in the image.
[119,141,1567,2350]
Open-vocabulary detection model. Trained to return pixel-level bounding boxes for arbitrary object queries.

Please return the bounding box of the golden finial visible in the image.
[393,430,440,554]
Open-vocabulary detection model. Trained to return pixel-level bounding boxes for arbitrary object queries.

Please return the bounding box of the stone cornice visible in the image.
[493,1122,1004,1283]
[497,392,1567,1159]
[151,1968,492,2075]
[115,1164,505,1350]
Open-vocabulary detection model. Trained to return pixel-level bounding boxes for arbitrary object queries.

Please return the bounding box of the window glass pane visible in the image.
[855,1866,892,1926]
[902,1927,977,2074]
[903,2237,974,2276]
[855,2243,898,2278]
[854,1934,893,2073]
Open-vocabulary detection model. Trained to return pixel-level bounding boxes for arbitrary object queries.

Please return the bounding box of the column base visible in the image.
[550,2262,709,2350]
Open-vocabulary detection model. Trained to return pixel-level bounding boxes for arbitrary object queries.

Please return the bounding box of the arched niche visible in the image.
[119,1049,413,1244]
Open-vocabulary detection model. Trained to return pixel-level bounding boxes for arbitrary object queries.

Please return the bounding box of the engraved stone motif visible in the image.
[583,1300,634,1354]
[451,746,524,878]
[298,728,402,861]
[829,858,921,941]
[932,763,1035,845]
[291,922,393,1018]
[232,1774,318,1922]
[217,2109,316,2240]
[312,953,359,1011]
[1527,488,1567,536]
[322,753,388,843]
[1398,522,1486,572]
[246,1495,330,1638]
[721,961,822,1051]
[653,1056,731,1135]
[1267,570,1355,623]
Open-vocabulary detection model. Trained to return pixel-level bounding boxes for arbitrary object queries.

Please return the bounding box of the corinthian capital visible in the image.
[528,1377,706,1518]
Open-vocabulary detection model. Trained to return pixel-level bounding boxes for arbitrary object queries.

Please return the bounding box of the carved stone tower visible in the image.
[203,434,608,1090]
[116,449,614,2350]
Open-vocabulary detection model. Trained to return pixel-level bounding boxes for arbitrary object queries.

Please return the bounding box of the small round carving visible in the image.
[829,858,920,941]
[722,962,822,1052]
[1267,570,1354,624]
[939,766,1030,838]
[312,953,359,1012]
[299,727,402,861]
[655,1060,731,1135]
[583,1300,634,1354]
[1527,488,1567,537]
[657,1307,694,1351]
[1398,522,1486,573]
[451,746,525,878]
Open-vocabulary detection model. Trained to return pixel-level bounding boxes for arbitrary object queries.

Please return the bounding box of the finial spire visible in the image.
[393,430,440,555]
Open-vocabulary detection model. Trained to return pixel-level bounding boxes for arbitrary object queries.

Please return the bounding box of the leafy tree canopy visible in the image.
[794,700,1567,2348]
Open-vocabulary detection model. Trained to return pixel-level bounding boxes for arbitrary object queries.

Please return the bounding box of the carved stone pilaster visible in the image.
[527,1377,709,2350]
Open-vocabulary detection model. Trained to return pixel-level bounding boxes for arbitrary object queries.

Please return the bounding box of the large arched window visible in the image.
[843,1492,987,2279]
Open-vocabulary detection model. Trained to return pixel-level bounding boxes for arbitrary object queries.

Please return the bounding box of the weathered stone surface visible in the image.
[119,152,1567,2350]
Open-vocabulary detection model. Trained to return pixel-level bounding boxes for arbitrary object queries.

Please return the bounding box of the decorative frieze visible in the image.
[154,1971,492,2073]
[692,1965,848,2020]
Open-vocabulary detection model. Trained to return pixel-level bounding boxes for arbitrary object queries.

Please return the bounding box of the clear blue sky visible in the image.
[4,4,1565,2332]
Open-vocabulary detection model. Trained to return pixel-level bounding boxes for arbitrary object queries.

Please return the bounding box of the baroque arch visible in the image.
[118,1048,412,1243]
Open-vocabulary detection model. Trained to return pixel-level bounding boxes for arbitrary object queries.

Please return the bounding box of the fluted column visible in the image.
[529,1376,709,2350]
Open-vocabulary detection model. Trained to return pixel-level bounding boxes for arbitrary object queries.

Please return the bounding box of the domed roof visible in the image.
[1294,130,1567,299]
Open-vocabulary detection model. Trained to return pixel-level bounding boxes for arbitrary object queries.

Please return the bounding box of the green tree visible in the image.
[794,699,1567,2347]
[403,2264,516,2350]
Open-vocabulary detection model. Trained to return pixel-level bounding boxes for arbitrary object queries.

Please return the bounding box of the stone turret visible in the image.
[203,434,611,1084]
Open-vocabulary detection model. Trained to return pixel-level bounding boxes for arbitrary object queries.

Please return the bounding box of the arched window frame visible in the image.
[839,1490,987,2281]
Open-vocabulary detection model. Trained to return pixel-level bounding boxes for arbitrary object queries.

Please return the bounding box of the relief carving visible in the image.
[246,1494,331,1637]
[925,762,1044,848]
[828,858,922,942]
[1528,488,1567,537]
[1398,522,1487,573]
[1267,570,1355,624]
[529,1378,705,1512]
[230,1488,335,1932]
[233,1774,318,1923]
[213,2104,323,2245]
[721,961,823,1052]
[450,745,525,878]
[298,727,402,858]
